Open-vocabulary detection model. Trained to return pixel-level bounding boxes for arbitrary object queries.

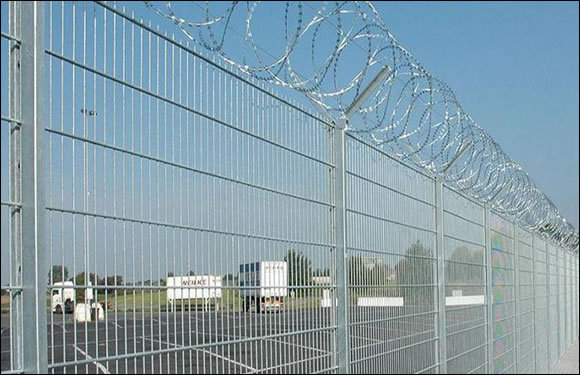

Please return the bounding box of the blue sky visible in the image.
[370,1,579,227]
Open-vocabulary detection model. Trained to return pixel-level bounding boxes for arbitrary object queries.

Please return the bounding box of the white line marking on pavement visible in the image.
[111,321,122,329]
[73,344,110,374]
[264,338,332,355]
[351,335,383,344]
[141,336,257,372]
[54,323,67,333]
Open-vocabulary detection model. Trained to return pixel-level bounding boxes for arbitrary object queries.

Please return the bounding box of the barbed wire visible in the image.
[143,1,578,252]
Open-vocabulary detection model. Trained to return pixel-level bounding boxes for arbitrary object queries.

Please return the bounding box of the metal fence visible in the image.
[1,2,578,374]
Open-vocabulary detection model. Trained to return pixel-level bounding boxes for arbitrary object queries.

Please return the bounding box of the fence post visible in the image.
[556,246,563,361]
[434,177,447,373]
[531,234,537,373]
[8,2,23,372]
[19,1,47,373]
[333,123,350,374]
[513,222,519,373]
[546,241,551,368]
[576,257,579,342]
[484,205,494,374]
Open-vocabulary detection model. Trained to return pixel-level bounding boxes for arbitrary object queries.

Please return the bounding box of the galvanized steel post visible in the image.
[556,246,561,361]
[485,205,494,374]
[546,240,551,367]
[513,222,519,372]
[333,121,350,374]
[435,177,447,373]
[531,234,537,373]
[8,2,23,372]
[19,1,47,373]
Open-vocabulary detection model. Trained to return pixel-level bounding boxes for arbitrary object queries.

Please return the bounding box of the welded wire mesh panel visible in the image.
[345,134,438,374]
[515,227,534,373]
[442,187,487,374]
[489,212,516,373]
[547,243,559,369]
[44,2,336,373]
[533,237,548,373]
[1,2,23,373]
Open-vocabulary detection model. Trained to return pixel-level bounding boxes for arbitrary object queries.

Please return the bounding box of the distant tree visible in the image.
[348,256,395,299]
[394,241,434,307]
[106,275,124,293]
[167,272,174,278]
[284,249,313,296]
[72,272,101,302]
[48,265,69,284]
[445,246,484,286]
[188,270,196,276]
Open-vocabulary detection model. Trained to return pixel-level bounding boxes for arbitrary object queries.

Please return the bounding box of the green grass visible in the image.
[96,290,168,312]
[94,289,244,312]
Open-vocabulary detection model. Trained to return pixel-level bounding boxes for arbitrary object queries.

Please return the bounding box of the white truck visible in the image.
[166,275,222,312]
[51,281,94,314]
[239,261,288,313]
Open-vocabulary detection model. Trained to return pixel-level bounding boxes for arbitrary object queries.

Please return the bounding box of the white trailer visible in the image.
[166,275,222,311]
[239,261,288,313]
[51,281,94,314]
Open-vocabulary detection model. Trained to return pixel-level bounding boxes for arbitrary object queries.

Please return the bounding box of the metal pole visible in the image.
[556,245,561,361]
[333,122,350,373]
[531,234,537,373]
[330,63,393,373]
[19,1,47,373]
[484,205,494,374]
[546,241,551,368]
[435,177,447,373]
[9,2,23,372]
[513,222,519,373]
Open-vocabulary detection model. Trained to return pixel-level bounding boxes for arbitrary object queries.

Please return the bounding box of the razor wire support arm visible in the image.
[19,2,47,373]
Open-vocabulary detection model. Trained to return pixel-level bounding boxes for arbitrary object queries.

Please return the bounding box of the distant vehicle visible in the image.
[239,261,288,313]
[166,275,222,312]
[51,281,93,314]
